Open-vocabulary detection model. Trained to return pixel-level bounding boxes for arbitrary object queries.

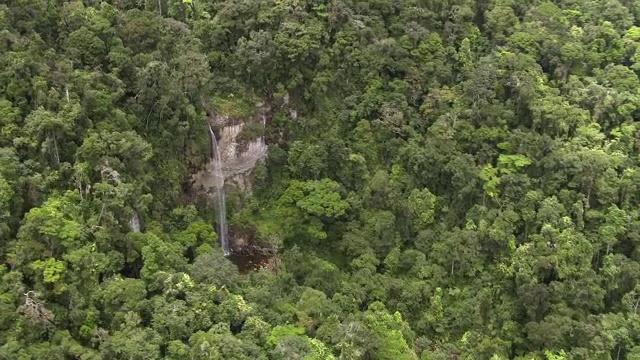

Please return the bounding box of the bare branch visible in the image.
[17,291,54,325]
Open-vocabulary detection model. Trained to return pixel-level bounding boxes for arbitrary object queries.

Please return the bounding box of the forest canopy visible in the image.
[2,0,640,359]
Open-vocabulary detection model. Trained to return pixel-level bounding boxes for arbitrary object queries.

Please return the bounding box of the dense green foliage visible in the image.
[3,0,640,358]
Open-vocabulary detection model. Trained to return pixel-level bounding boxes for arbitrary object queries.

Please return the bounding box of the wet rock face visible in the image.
[218,122,267,191]
[191,103,270,197]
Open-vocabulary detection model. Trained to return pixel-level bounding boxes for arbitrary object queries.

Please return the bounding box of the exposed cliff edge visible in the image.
[191,101,270,198]
[215,110,268,192]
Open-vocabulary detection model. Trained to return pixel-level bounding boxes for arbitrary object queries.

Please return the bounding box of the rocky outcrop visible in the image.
[217,119,267,193]
[191,102,270,199]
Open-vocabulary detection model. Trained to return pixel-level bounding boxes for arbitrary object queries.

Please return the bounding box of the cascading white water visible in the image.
[129,212,140,232]
[209,125,230,256]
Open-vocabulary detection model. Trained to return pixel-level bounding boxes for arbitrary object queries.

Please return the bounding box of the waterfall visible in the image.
[209,125,230,256]
[129,212,140,232]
